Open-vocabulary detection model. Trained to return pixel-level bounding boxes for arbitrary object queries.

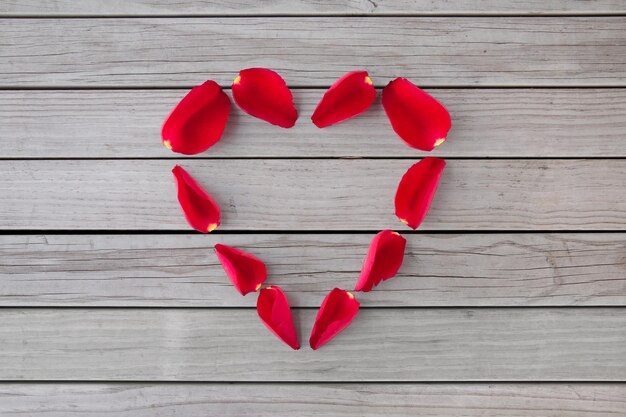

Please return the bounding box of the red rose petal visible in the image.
[232,68,297,128]
[311,71,376,128]
[382,78,451,151]
[354,230,406,292]
[214,244,267,296]
[172,165,220,233]
[257,286,300,350]
[161,80,231,155]
[395,157,446,230]
[309,288,360,350]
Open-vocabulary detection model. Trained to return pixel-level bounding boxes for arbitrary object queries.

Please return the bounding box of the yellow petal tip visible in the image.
[391,231,400,236]
[207,223,218,232]
[255,283,263,291]
[233,75,241,85]
[347,291,355,299]
[163,140,172,150]
[399,218,409,225]
[364,76,373,85]
[434,138,446,148]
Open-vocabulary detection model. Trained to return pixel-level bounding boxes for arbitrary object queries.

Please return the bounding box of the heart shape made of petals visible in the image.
[162,68,452,350]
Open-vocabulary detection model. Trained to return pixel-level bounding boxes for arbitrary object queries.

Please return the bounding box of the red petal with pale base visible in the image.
[395,157,445,230]
[311,71,376,128]
[309,288,360,350]
[172,165,220,233]
[232,68,297,128]
[354,230,406,292]
[382,78,451,151]
[214,244,267,296]
[257,286,300,350]
[161,80,231,155]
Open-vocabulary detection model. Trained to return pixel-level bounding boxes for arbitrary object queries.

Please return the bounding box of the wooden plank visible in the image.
[0,308,623,381]
[0,159,624,231]
[2,1,626,16]
[3,89,626,158]
[2,18,626,87]
[1,233,624,307]
[1,383,625,417]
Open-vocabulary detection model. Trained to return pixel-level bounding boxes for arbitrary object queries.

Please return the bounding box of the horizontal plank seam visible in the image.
[2,13,626,19]
[0,380,623,385]
[0,306,623,310]
[2,157,625,162]
[1,230,625,235]
[3,85,626,91]
[0,377,623,384]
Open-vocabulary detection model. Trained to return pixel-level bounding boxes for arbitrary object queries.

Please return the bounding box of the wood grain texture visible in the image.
[1,233,624,307]
[1,383,625,416]
[3,0,626,16]
[0,308,624,381]
[2,18,626,87]
[3,89,626,158]
[1,159,624,231]
[0,0,624,410]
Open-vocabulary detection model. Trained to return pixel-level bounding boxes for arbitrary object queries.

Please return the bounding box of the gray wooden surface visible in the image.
[3,0,626,16]
[1,383,624,417]
[1,234,624,307]
[1,308,624,381]
[1,0,625,414]
[1,160,624,230]
[3,89,626,158]
[3,18,626,87]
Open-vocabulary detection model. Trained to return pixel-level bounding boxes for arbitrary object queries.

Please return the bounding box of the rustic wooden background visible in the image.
[1,1,626,415]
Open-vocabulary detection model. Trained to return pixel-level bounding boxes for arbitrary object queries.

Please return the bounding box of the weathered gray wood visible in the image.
[0,159,624,230]
[0,308,623,381]
[3,0,626,16]
[3,89,626,158]
[1,383,625,416]
[1,234,624,307]
[2,18,626,87]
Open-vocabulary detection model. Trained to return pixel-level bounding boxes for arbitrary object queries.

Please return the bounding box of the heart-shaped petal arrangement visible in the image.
[162,69,452,350]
